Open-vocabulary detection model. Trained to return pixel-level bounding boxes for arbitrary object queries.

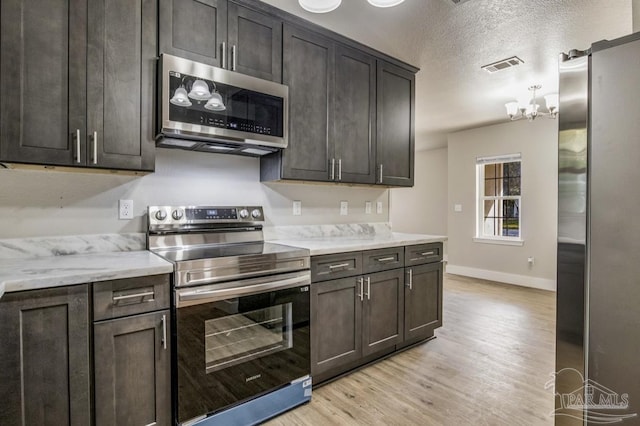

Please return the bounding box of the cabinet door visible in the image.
[376,60,415,187]
[333,45,376,184]
[227,2,282,82]
[311,277,362,376]
[0,0,86,166]
[159,0,227,67]
[86,0,156,171]
[405,262,443,342]
[94,310,171,426]
[0,285,91,426]
[281,24,335,181]
[362,269,404,357]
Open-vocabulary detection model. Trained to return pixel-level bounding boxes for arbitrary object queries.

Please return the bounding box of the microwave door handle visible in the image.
[177,273,310,306]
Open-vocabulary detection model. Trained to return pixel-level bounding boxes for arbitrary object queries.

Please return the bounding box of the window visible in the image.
[476,154,522,242]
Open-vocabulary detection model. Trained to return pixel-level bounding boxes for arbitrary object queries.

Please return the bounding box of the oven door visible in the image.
[175,271,310,424]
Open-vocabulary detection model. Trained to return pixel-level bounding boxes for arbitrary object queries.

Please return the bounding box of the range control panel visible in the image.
[148,205,264,227]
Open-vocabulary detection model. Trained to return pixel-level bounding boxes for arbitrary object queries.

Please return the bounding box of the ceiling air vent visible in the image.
[481,56,524,74]
[451,0,472,4]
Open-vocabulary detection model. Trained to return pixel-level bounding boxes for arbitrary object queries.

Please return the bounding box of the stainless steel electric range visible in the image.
[147,205,311,426]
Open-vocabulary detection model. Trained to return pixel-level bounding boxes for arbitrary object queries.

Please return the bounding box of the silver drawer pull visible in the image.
[421,251,435,256]
[376,256,396,262]
[406,269,413,290]
[328,262,350,270]
[112,291,155,302]
[161,315,167,350]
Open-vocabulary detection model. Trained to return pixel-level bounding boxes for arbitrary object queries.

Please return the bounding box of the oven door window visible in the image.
[176,285,309,423]
[205,303,292,373]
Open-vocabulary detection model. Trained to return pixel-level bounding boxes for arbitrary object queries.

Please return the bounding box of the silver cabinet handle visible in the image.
[161,314,167,350]
[112,291,155,302]
[76,129,81,163]
[221,42,227,69]
[365,276,371,300]
[232,45,237,71]
[328,262,350,270]
[338,158,342,181]
[330,158,335,180]
[376,256,396,263]
[358,277,364,302]
[421,251,435,256]
[406,269,413,290]
[379,164,384,183]
[92,131,98,164]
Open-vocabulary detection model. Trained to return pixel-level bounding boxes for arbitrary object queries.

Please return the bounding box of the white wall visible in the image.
[447,119,558,290]
[634,0,640,32]
[389,147,447,235]
[0,149,389,238]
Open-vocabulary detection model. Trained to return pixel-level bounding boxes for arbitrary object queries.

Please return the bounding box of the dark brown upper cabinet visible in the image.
[261,23,415,187]
[159,0,283,82]
[0,0,156,171]
[376,60,415,187]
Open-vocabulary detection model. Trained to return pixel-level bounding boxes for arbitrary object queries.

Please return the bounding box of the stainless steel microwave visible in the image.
[157,54,288,156]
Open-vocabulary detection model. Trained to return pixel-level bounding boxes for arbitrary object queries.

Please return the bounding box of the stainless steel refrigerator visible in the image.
[556,32,640,425]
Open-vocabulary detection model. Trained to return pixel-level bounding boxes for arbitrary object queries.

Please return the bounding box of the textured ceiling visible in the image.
[261,0,632,150]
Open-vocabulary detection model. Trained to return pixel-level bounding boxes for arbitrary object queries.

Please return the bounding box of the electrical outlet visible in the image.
[365,201,372,214]
[340,201,348,216]
[293,200,302,216]
[376,201,383,214]
[119,199,133,220]
[454,204,463,212]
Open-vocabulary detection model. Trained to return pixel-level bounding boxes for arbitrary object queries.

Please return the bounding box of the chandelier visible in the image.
[505,85,559,121]
[298,0,405,13]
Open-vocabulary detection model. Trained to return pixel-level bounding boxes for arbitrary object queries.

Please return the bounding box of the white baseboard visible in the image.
[445,264,556,292]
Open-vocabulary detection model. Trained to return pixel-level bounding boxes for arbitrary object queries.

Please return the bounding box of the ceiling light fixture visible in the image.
[298,0,404,13]
[505,85,559,121]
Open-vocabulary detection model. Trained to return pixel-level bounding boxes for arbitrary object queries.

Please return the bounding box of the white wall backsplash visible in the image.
[0,149,389,238]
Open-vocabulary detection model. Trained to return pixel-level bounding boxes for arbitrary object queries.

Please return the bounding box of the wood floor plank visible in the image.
[267,273,556,426]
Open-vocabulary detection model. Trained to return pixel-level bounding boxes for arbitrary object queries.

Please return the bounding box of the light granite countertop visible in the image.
[265,224,446,256]
[0,234,173,300]
[0,251,173,297]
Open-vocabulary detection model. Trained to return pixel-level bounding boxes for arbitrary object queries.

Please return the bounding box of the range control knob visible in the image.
[251,209,262,219]
[172,209,184,220]
[155,210,167,221]
[239,209,249,219]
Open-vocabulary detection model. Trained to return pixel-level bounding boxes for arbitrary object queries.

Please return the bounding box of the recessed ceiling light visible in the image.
[298,0,341,13]
[367,0,405,7]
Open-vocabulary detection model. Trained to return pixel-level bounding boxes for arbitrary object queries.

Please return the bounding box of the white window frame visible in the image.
[474,153,524,246]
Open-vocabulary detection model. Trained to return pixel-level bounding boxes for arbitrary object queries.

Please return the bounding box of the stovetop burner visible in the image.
[147,205,310,287]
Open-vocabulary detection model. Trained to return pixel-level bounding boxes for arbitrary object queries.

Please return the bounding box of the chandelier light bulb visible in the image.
[188,79,212,100]
[170,86,192,107]
[298,0,342,13]
[505,85,558,121]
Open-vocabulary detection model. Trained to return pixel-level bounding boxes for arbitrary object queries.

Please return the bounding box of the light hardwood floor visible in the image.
[267,273,556,426]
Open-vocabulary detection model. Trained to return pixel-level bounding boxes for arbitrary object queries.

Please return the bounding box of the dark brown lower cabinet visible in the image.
[404,262,443,343]
[0,285,91,426]
[311,276,362,376]
[311,269,404,378]
[362,269,404,356]
[94,310,171,426]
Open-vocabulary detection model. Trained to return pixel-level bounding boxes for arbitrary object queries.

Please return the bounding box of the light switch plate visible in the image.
[376,201,383,214]
[454,204,463,212]
[365,201,372,214]
[293,200,302,216]
[119,199,133,220]
[340,201,348,216]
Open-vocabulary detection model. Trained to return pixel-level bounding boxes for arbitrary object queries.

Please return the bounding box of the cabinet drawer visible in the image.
[93,274,170,321]
[404,243,443,267]
[362,247,404,273]
[311,252,363,282]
